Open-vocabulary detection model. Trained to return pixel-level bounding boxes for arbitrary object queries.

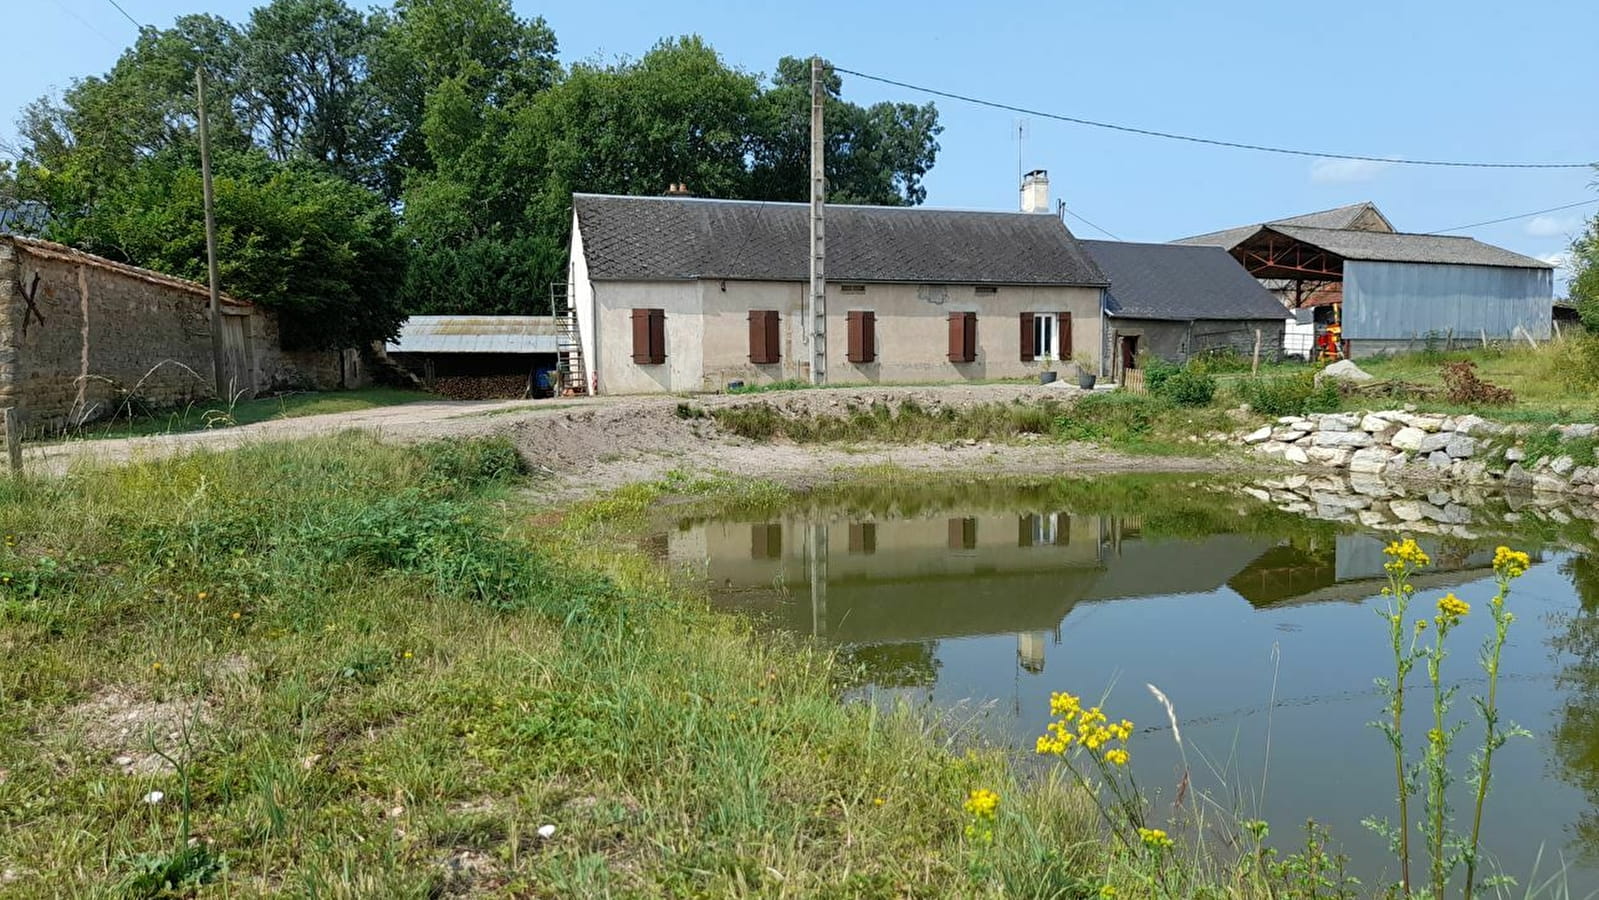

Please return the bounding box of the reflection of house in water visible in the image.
[670,513,1542,682]
[1228,535,1542,607]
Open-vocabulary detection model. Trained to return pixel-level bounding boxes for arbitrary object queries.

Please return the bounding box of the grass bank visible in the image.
[0,436,1112,897]
[709,393,1239,456]
[51,387,435,442]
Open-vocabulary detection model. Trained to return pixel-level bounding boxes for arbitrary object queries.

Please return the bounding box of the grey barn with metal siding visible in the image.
[384,316,558,394]
[1173,203,1554,357]
[1081,239,1288,368]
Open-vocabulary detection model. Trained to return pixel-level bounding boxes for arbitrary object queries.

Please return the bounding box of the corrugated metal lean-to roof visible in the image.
[385,316,558,354]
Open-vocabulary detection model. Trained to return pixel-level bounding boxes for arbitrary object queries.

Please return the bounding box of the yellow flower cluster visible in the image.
[1138,827,1175,850]
[1436,592,1470,624]
[963,788,999,820]
[1383,538,1431,572]
[1036,692,1134,764]
[1493,546,1531,579]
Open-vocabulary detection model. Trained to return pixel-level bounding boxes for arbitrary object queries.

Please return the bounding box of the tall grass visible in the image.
[0,435,1119,896]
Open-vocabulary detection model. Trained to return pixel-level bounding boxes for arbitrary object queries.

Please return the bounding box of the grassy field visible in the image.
[0,437,1120,898]
[55,387,435,441]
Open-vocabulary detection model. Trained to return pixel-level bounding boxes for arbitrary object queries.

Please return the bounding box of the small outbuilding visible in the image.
[384,316,558,398]
[1081,240,1290,374]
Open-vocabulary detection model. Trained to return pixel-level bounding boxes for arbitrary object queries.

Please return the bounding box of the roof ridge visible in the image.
[573,192,1054,217]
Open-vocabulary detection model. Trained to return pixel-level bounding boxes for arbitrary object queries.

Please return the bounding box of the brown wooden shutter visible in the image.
[648,309,666,364]
[631,309,652,364]
[948,312,976,363]
[748,310,780,364]
[1017,515,1034,547]
[1019,312,1035,362]
[847,311,876,363]
[1057,312,1073,360]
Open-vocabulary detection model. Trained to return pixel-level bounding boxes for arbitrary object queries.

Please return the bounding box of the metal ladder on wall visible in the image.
[550,283,590,396]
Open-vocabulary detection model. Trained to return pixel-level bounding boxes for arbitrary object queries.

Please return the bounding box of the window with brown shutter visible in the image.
[748,310,780,364]
[1019,312,1035,362]
[846,310,876,363]
[947,312,976,363]
[1057,312,1073,359]
[631,308,665,364]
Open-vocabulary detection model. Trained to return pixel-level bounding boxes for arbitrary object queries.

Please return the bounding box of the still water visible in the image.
[660,477,1599,891]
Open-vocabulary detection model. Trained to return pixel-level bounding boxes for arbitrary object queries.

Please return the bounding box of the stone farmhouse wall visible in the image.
[0,236,353,432]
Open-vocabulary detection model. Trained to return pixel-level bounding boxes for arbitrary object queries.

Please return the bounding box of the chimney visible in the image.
[665,182,692,196]
[1020,169,1049,214]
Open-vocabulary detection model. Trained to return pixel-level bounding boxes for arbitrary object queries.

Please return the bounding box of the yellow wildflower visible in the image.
[1384,539,1431,568]
[1099,886,1118,899]
[1138,827,1175,850]
[1437,593,1470,623]
[1104,748,1130,766]
[963,788,999,820]
[1493,546,1531,579]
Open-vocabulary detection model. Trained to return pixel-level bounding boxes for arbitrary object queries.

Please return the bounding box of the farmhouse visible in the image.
[1175,202,1554,357]
[566,181,1110,394]
[0,235,355,432]
[1080,239,1290,374]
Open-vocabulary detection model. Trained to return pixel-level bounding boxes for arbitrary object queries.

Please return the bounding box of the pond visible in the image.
[657,475,1599,892]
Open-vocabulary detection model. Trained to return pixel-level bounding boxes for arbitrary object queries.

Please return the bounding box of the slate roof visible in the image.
[1081,240,1289,321]
[573,194,1107,286]
[1173,201,1392,249]
[385,316,557,354]
[1263,225,1553,269]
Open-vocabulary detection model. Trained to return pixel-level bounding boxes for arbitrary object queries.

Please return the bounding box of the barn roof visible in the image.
[1173,201,1394,249]
[385,316,557,354]
[573,193,1107,286]
[1261,225,1553,269]
[1081,240,1288,321]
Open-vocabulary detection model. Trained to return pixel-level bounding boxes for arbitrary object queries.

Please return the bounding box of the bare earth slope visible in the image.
[25,384,1236,496]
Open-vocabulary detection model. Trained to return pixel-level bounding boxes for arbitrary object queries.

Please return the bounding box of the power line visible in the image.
[50,0,121,46]
[1427,198,1599,234]
[101,0,142,29]
[1063,207,1122,241]
[833,65,1597,170]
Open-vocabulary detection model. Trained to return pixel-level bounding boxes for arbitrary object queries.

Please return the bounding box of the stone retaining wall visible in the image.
[1242,409,1599,497]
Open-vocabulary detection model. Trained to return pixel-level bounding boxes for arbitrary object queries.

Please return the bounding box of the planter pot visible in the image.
[1038,371,1057,385]
[1077,372,1097,390]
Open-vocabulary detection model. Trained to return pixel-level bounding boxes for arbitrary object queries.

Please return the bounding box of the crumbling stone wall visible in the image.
[0,236,346,431]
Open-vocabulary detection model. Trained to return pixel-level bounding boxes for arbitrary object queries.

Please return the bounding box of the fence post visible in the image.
[3,408,20,477]
[1251,329,1262,376]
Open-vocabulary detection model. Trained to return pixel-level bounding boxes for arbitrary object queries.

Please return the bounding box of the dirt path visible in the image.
[25,383,1244,497]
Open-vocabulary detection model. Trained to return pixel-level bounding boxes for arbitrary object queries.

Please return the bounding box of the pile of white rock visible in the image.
[1240,410,1599,496]
[1242,471,1599,535]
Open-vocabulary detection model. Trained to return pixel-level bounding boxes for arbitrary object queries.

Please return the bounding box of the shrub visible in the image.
[1156,370,1217,407]
[1234,373,1340,417]
[1054,393,1166,444]
[1140,356,1182,395]
[1554,334,1599,392]
[1440,361,1515,406]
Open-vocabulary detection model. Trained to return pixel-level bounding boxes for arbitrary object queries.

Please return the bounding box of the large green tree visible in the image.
[1572,196,1599,333]
[10,4,942,326]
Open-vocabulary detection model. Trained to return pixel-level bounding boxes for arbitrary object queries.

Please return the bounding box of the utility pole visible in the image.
[196,67,227,399]
[808,56,827,385]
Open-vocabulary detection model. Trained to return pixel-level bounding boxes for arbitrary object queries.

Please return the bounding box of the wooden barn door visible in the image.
[221,314,254,400]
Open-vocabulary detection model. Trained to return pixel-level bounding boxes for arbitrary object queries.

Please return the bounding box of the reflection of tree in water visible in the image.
[837,642,941,689]
[1550,554,1599,855]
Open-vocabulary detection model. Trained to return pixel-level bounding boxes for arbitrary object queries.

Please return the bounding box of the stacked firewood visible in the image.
[429,375,530,400]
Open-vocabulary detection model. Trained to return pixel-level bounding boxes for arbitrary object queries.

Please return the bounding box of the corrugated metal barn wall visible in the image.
[1342,261,1552,341]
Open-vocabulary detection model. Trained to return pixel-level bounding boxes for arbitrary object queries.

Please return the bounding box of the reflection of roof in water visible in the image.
[1080,534,1278,602]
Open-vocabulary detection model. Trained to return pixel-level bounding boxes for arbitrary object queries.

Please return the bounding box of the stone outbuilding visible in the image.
[0,235,351,432]
[1080,239,1290,376]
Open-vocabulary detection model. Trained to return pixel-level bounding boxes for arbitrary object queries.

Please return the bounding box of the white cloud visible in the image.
[1308,157,1398,184]
[1539,251,1572,271]
[1525,215,1580,238]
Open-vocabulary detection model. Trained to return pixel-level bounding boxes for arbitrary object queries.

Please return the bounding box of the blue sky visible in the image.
[10,0,1597,291]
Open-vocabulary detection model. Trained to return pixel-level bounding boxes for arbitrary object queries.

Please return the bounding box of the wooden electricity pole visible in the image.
[808,56,827,385]
[196,67,227,399]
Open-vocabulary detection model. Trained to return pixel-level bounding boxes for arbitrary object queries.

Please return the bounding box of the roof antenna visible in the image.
[1015,118,1029,190]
